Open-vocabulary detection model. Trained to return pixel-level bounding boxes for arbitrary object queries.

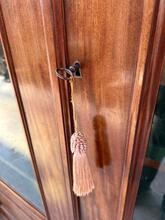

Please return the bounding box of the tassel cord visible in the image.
[69,78,95,196]
[69,78,78,132]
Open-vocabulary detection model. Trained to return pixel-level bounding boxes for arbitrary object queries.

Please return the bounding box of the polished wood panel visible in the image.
[0,7,49,218]
[0,1,74,219]
[124,0,165,219]
[0,0,162,219]
[63,0,155,219]
[51,0,80,219]
[0,181,46,220]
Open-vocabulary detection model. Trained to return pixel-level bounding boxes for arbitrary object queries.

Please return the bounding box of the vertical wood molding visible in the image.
[0,6,50,219]
[50,0,80,219]
[40,0,79,219]
[117,1,156,219]
[123,0,165,219]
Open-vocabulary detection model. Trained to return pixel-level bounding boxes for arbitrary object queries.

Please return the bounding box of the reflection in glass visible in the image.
[134,65,165,220]
[0,41,44,212]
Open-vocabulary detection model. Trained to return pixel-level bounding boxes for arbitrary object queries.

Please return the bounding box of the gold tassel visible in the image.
[69,79,94,196]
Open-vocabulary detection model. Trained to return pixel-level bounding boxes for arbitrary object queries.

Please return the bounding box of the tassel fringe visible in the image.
[71,131,94,196]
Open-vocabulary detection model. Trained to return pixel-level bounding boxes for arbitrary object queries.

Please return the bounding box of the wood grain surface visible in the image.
[124,0,165,219]
[0,1,74,219]
[63,0,156,219]
[0,0,161,219]
[0,181,46,220]
[50,0,80,219]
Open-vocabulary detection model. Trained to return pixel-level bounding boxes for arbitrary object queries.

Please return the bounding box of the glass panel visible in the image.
[134,65,165,220]
[0,40,44,212]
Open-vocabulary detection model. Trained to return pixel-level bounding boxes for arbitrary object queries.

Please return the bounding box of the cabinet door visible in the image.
[59,0,157,220]
[0,1,75,220]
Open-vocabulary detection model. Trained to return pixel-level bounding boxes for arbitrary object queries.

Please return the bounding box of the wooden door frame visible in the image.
[0,6,48,220]
[50,0,80,219]
[0,1,77,219]
[0,181,46,220]
[123,0,165,219]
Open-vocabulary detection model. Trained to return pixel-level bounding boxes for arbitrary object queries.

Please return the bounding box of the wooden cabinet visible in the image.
[0,0,164,220]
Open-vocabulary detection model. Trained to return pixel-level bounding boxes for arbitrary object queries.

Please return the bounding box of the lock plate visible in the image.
[69,61,82,78]
[56,61,82,80]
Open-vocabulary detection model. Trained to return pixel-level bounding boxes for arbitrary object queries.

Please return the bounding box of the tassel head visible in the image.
[70,131,94,196]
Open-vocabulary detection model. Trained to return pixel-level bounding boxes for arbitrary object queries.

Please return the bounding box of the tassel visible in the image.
[70,131,94,196]
[69,79,94,196]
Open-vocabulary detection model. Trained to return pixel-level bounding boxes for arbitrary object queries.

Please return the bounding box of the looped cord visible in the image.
[69,78,78,132]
